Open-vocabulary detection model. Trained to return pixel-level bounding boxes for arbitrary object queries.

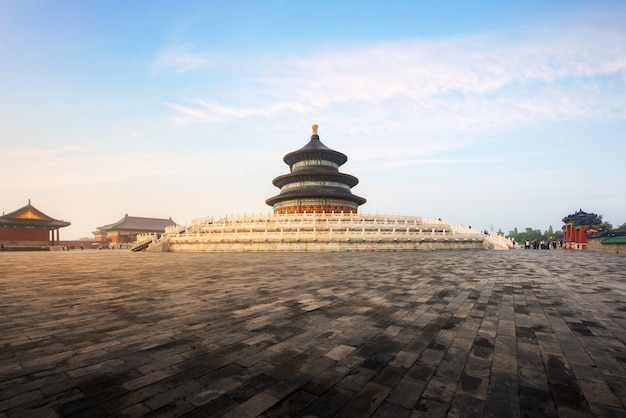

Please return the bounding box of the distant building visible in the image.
[95,215,177,246]
[562,209,601,250]
[0,200,71,250]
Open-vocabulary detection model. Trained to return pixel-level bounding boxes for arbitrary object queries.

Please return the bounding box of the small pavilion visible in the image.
[266,124,366,214]
[0,200,71,250]
[562,209,602,250]
[96,215,177,246]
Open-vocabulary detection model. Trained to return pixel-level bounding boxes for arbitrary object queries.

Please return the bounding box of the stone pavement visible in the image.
[0,250,625,417]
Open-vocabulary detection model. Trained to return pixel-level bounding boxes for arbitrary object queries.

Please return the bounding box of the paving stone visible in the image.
[464,356,492,378]
[0,390,44,413]
[336,367,378,392]
[303,366,351,395]
[183,394,239,417]
[227,373,278,404]
[519,385,557,417]
[122,369,179,391]
[143,379,204,411]
[384,376,427,409]
[459,373,489,400]
[55,385,128,416]
[348,381,392,414]
[550,383,593,414]
[299,386,356,417]
[371,363,407,387]
[413,396,450,418]
[407,362,435,382]
[577,379,623,408]
[264,372,310,399]
[334,405,371,418]
[100,382,169,414]
[588,404,626,418]
[325,344,358,361]
[264,389,318,417]
[420,374,458,404]
[221,391,281,418]
[116,402,150,417]
[0,251,625,417]
[448,392,485,418]
[519,366,550,391]
[370,401,411,418]
[484,371,519,418]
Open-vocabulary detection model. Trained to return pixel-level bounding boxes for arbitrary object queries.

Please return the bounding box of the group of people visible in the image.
[523,239,562,249]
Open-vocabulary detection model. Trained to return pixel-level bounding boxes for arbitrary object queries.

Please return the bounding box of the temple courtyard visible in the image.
[0,250,625,417]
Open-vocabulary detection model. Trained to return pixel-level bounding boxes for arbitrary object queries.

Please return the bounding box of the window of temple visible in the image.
[292,160,338,170]
[281,181,350,191]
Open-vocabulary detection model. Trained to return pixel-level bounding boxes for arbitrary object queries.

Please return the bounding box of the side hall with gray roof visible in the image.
[95,214,177,246]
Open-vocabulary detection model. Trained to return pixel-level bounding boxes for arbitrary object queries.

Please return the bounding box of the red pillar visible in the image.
[580,226,589,244]
[566,223,575,249]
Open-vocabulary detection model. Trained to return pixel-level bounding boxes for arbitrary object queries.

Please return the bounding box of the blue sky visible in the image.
[1,1,625,239]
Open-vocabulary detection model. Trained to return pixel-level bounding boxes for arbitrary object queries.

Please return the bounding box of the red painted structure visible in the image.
[0,200,71,250]
[562,209,601,250]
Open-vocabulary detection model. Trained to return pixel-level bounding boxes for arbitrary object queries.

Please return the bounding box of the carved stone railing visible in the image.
[161,213,486,248]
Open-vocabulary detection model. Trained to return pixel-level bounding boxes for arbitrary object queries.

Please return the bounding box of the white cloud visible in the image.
[163,27,626,142]
[163,98,311,124]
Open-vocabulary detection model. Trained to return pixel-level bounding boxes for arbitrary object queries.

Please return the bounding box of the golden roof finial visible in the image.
[312,123,318,135]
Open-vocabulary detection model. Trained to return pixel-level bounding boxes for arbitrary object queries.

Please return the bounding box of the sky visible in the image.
[1,0,625,239]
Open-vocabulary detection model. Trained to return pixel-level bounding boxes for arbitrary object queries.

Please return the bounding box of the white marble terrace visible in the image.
[136,213,512,252]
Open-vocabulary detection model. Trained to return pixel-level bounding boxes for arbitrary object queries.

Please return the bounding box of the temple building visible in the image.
[562,209,602,250]
[266,124,366,214]
[95,214,177,246]
[136,123,510,252]
[0,200,70,250]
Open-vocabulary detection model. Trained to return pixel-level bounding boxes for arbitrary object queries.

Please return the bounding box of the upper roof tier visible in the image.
[283,124,348,166]
[562,209,602,226]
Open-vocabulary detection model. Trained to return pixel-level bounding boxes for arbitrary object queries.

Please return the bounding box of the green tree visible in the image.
[599,221,613,232]
[508,227,544,243]
[617,221,626,231]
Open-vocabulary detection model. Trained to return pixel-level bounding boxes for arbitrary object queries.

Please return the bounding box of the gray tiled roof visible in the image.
[0,202,71,229]
[97,215,177,232]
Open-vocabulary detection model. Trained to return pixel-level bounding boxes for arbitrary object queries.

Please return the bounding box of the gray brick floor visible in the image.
[0,250,625,417]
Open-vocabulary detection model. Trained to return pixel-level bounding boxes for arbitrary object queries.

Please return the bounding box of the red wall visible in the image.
[0,228,49,241]
[274,206,358,214]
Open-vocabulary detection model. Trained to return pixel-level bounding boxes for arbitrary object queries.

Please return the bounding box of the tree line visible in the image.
[507,226,563,244]
[506,219,626,244]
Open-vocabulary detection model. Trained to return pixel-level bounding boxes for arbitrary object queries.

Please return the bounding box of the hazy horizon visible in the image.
[2,1,625,239]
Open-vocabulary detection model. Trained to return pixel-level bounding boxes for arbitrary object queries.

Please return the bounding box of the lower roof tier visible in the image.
[266,186,366,207]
